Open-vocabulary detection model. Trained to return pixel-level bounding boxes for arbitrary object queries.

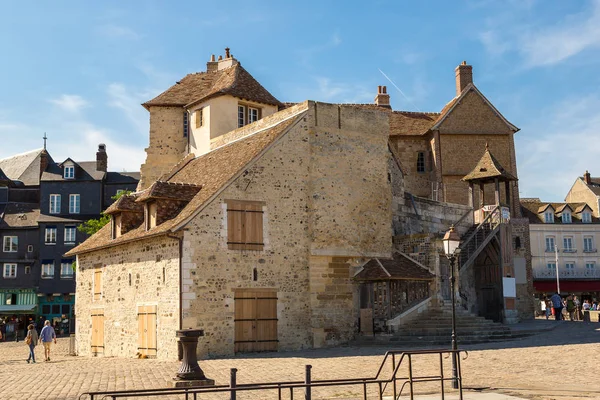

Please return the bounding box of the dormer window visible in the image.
[582,212,592,223]
[146,202,158,230]
[238,104,260,128]
[544,211,554,223]
[64,165,74,179]
[562,212,572,223]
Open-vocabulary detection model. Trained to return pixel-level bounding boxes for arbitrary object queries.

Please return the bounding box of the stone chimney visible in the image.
[217,47,238,71]
[455,61,473,96]
[96,143,107,172]
[39,149,50,177]
[206,54,218,73]
[584,170,592,184]
[374,86,391,108]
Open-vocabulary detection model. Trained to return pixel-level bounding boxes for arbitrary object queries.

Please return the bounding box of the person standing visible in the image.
[545,298,552,320]
[25,324,38,363]
[551,292,563,321]
[566,295,576,321]
[39,320,56,362]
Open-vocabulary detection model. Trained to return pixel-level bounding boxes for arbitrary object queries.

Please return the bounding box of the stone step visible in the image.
[397,328,510,336]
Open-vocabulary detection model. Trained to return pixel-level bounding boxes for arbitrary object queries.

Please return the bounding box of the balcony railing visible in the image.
[533,267,600,279]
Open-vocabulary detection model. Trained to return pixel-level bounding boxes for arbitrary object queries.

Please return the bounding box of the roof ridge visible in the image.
[393,110,440,116]
[0,148,43,162]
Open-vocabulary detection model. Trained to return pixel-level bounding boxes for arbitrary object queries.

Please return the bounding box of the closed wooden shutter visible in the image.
[234,289,277,353]
[195,108,202,128]
[137,305,157,357]
[93,269,102,301]
[227,201,264,251]
[91,310,104,355]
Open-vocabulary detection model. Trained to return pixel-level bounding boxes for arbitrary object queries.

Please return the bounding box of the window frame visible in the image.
[544,211,554,223]
[3,263,17,278]
[416,152,426,173]
[583,236,595,252]
[3,236,18,252]
[49,194,61,214]
[45,227,57,245]
[195,108,203,128]
[237,104,261,128]
[546,262,556,270]
[69,194,80,214]
[41,262,54,279]
[582,212,592,223]
[545,236,555,252]
[563,236,574,252]
[561,212,572,223]
[64,226,77,244]
[64,165,75,179]
[60,262,74,279]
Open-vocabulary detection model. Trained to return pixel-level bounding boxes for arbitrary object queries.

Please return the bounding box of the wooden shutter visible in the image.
[227,201,264,251]
[137,305,157,357]
[91,310,104,354]
[234,289,277,353]
[93,269,102,301]
[195,108,202,128]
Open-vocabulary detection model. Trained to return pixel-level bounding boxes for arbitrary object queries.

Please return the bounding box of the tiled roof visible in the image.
[143,64,281,109]
[355,252,434,281]
[0,203,40,228]
[135,181,202,203]
[520,200,598,224]
[66,107,308,256]
[462,145,517,182]
[0,149,50,186]
[105,194,144,215]
[579,176,600,196]
[389,111,440,136]
[41,161,105,181]
[37,214,95,224]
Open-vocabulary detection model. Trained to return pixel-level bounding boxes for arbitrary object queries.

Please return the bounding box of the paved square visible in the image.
[1,321,599,400]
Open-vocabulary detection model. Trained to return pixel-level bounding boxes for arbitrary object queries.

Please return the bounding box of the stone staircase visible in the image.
[354,308,531,347]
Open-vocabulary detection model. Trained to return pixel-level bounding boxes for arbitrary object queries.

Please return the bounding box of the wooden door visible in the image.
[91,310,104,355]
[137,305,157,357]
[234,289,278,353]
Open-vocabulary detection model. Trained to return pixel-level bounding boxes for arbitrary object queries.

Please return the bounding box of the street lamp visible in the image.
[443,225,461,390]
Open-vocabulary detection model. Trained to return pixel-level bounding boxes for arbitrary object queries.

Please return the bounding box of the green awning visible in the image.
[0,304,36,313]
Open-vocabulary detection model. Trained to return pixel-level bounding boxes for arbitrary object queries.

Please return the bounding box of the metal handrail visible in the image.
[80,348,464,400]
[458,205,504,270]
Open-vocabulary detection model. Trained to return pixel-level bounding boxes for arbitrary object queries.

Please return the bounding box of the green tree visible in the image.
[77,190,132,236]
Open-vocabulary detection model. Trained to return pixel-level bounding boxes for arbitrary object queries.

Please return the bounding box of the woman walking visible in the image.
[25,324,38,363]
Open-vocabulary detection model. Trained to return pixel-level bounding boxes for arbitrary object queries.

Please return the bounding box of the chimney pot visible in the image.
[383,86,387,94]
[210,54,215,62]
[374,85,391,108]
[96,143,107,172]
[225,47,230,58]
[218,55,223,61]
[455,61,473,96]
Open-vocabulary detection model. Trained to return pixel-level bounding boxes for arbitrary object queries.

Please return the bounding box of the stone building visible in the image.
[565,171,600,217]
[68,51,533,359]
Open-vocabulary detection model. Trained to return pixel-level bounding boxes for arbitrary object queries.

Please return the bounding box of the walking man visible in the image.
[39,320,57,361]
[551,292,563,321]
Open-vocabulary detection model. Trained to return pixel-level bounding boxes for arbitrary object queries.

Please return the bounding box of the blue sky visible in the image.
[1,0,599,201]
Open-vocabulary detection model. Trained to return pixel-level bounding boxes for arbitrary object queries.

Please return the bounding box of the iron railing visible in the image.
[458,205,503,270]
[80,349,464,400]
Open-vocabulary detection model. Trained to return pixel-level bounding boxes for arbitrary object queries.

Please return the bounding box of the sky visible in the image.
[0,0,599,201]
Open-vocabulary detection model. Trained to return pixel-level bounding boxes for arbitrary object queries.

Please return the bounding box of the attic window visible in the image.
[226,200,264,250]
[582,212,592,223]
[64,165,74,179]
[238,104,261,128]
[562,212,572,224]
[544,211,554,223]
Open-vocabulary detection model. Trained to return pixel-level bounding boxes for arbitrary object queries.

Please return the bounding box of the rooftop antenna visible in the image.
[43,132,47,150]
[378,68,421,112]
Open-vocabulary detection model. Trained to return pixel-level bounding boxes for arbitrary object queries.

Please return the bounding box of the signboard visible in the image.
[503,277,516,297]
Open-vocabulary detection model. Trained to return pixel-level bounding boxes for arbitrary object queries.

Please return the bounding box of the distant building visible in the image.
[565,171,600,217]
[0,144,138,334]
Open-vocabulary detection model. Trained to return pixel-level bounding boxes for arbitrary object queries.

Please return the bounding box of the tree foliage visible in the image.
[77,190,132,236]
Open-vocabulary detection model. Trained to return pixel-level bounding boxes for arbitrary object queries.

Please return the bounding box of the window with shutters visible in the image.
[195,108,203,128]
[93,268,103,301]
[226,200,265,251]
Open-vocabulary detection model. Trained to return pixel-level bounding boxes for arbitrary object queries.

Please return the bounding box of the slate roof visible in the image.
[37,214,94,224]
[135,181,202,203]
[355,252,434,281]
[41,161,105,181]
[0,167,10,184]
[0,149,50,186]
[520,200,598,224]
[66,106,308,256]
[143,63,282,109]
[462,145,517,182]
[105,171,140,184]
[0,203,40,228]
[105,194,143,215]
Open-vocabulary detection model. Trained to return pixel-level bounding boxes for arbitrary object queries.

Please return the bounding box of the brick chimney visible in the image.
[584,170,592,184]
[96,144,107,172]
[374,85,391,108]
[206,54,218,73]
[455,61,473,96]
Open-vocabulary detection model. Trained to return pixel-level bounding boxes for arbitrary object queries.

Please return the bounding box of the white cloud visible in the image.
[516,94,600,201]
[107,83,149,137]
[49,94,89,113]
[97,24,140,40]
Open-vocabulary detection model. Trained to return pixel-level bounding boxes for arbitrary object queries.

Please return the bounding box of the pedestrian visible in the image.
[551,292,563,321]
[39,320,57,362]
[574,296,581,321]
[25,324,38,363]
[545,298,552,320]
[566,295,576,321]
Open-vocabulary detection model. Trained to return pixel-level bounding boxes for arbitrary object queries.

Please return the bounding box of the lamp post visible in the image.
[443,225,461,390]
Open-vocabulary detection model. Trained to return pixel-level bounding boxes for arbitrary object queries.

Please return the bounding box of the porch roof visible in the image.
[355,252,434,281]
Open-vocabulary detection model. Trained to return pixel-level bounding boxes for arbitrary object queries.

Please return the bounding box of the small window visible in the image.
[3,236,18,252]
[238,105,245,128]
[49,194,61,214]
[563,237,574,252]
[416,152,425,173]
[237,104,261,128]
[64,226,77,244]
[24,265,31,274]
[27,245,33,253]
[41,263,54,279]
[64,165,74,179]
[565,262,575,270]
[248,107,259,124]
[61,304,71,314]
[60,262,74,279]
[562,212,571,223]
[195,108,203,128]
[584,236,594,252]
[52,304,60,314]
[183,112,189,137]
[582,212,592,223]
[45,227,57,244]
[586,262,595,270]
[545,237,555,252]
[547,262,556,270]
[69,194,80,214]
[42,305,50,314]
[3,263,17,278]
[544,211,554,223]
[226,200,264,251]
[93,268,103,301]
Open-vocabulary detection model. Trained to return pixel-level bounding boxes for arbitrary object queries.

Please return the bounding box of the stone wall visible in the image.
[566,178,600,217]
[389,136,434,198]
[75,235,180,359]
[139,106,188,190]
[511,218,535,320]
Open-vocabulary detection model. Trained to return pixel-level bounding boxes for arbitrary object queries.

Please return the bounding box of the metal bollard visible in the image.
[230,368,237,400]
[305,364,312,400]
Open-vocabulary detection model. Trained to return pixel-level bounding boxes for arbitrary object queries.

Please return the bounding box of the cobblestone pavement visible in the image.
[1,321,599,400]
